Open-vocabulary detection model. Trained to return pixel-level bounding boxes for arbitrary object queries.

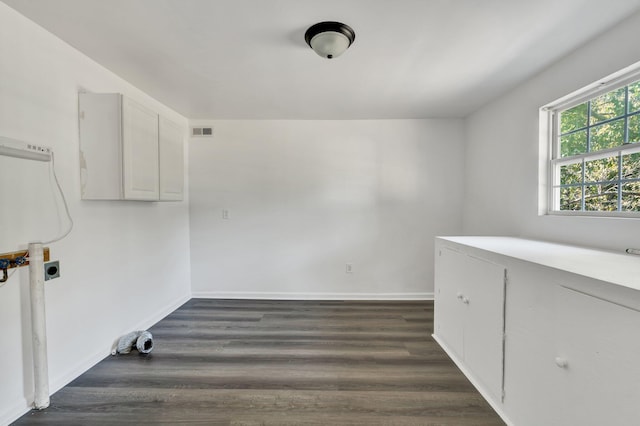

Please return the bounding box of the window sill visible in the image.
[545,210,640,219]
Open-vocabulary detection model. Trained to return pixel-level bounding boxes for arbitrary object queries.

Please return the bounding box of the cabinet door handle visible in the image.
[555,357,569,369]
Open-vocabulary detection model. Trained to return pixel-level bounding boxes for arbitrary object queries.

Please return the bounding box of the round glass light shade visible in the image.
[309,31,350,59]
[305,22,355,59]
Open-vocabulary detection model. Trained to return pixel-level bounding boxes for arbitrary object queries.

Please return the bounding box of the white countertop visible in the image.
[437,236,640,291]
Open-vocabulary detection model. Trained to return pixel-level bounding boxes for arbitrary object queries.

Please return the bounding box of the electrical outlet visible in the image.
[346,263,353,274]
[44,261,60,281]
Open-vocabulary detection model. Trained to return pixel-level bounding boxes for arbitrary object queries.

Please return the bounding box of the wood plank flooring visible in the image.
[14,299,504,425]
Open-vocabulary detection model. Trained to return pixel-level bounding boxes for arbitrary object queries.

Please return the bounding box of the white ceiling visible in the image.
[4,0,640,119]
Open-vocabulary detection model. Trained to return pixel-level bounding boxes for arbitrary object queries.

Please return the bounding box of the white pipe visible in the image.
[28,242,50,409]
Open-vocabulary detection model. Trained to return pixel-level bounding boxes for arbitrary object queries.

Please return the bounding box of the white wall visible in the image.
[464,10,640,251]
[189,119,464,299]
[0,4,191,424]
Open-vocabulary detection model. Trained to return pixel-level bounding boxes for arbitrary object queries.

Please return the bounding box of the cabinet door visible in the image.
[434,248,466,359]
[435,247,506,403]
[122,97,159,201]
[463,255,506,402]
[554,286,640,425]
[159,116,184,201]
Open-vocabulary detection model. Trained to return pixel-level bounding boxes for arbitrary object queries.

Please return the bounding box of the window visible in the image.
[545,68,640,216]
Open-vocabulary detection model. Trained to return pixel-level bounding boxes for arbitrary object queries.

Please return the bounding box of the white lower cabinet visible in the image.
[434,237,640,426]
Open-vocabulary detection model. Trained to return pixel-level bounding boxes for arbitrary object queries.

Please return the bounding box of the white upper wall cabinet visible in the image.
[79,93,184,201]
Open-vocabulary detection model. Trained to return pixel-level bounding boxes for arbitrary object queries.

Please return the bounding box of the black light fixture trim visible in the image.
[305,21,356,58]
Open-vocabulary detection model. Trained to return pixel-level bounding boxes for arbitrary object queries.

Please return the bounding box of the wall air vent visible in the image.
[191,127,213,137]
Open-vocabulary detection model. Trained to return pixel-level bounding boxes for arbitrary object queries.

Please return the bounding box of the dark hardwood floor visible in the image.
[14,299,504,425]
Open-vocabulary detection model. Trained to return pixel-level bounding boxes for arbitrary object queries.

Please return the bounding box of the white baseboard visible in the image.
[432,333,514,426]
[191,291,434,300]
[1,292,191,426]
[0,396,31,426]
[50,292,191,394]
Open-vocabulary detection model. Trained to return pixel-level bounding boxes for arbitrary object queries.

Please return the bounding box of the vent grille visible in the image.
[192,127,213,137]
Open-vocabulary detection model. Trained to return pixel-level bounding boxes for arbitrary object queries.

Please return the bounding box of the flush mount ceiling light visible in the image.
[304,21,356,59]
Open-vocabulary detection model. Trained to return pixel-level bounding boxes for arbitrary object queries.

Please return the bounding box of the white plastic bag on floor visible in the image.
[114,330,153,355]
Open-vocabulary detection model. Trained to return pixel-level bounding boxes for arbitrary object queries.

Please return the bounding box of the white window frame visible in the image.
[541,62,640,218]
